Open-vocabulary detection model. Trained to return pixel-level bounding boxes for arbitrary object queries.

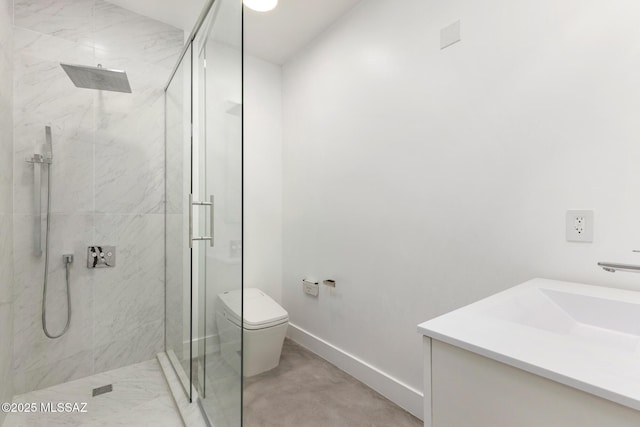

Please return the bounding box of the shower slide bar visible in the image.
[189,193,214,248]
[26,126,52,257]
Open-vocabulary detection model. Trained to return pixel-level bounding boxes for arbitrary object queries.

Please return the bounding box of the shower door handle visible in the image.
[189,194,214,248]
[209,195,214,248]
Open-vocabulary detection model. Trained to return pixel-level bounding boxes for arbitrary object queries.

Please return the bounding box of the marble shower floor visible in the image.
[2,359,183,427]
[243,339,422,427]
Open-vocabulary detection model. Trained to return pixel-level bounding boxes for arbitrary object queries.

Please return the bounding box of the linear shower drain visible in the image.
[92,384,113,397]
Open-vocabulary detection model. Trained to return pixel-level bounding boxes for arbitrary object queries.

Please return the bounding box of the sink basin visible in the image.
[488,287,640,352]
[417,278,640,411]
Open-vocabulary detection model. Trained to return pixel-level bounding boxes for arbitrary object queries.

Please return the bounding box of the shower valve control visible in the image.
[87,246,116,268]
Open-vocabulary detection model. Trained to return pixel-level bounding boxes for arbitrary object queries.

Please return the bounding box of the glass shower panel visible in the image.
[194,0,243,425]
[164,43,193,400]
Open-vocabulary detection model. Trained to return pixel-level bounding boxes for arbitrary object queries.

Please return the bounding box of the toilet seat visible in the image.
[219,288,288,330]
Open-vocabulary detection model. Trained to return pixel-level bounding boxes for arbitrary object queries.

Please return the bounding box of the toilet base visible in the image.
[217,312,288,377]
[242,322,288,377]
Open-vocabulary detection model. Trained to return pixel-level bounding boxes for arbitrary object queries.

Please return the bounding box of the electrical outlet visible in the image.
[566,210,594,243]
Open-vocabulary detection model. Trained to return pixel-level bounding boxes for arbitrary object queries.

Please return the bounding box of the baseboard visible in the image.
[286,323,424,420]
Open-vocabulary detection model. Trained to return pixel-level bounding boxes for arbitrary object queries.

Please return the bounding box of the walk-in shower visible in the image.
[29,64,133,340]
[3,0,240,424]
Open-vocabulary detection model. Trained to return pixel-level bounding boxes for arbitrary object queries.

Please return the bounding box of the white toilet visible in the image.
[216,288,289,377]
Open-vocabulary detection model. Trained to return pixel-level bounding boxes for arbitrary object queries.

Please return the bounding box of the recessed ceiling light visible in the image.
[243,0,278,12]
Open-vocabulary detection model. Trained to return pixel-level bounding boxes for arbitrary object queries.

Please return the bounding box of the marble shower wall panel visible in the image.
[11,0,184,393]
[14,0,94,46]
[93,83,166,215]
[0,301,14,427]
[92,0,184,71]
[12,27,95,216]
[12,9,97,395]
[93,0,182,215]
[93,319,164,374]
[0,0,13,287]
[0,0,13,222]
[0,0,14,422]
[0,31,13,215]
[93,214,165,370]
[90,0,182,373]
[12,214,94,394]
[0,217,12,304]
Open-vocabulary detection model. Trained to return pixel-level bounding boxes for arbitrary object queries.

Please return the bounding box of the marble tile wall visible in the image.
[11,0,183,394]
[0,0,14,423]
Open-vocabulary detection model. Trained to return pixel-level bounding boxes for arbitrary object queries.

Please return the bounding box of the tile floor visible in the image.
[3,342,423,427]
[243,339,422,427]
[2,359,183,427]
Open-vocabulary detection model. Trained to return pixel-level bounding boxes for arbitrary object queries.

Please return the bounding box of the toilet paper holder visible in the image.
[323,279,336,288]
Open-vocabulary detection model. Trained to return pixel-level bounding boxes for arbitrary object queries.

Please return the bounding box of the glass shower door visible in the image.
[193,0,243,425]
[165,44,194,400]
[165,1,241,424]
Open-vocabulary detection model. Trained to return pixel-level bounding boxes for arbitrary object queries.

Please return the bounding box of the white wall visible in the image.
[244,54,283,303]
[0,0,14,422]
[281,0,640,413]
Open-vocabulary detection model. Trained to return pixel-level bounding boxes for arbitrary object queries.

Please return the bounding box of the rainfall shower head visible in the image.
[60,63,132,93]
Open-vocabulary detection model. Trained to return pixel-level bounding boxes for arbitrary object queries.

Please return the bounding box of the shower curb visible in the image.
[157,353,209,427]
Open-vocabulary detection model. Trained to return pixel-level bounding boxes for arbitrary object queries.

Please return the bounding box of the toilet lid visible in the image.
[218,288,288,330]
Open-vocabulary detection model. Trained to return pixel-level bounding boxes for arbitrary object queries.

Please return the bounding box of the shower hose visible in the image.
[42,159,72,339]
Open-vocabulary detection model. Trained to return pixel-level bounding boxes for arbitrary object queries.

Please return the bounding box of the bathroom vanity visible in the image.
[418,278,640,427]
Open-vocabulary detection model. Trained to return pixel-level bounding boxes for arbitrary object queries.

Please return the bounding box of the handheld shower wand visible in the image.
[28,126,73,339]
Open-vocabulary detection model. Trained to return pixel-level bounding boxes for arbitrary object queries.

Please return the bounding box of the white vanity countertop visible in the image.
[417,278,640,411]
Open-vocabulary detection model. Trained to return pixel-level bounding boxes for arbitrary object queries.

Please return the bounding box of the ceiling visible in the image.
[244,0,362,64]
[107,0,363,65]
